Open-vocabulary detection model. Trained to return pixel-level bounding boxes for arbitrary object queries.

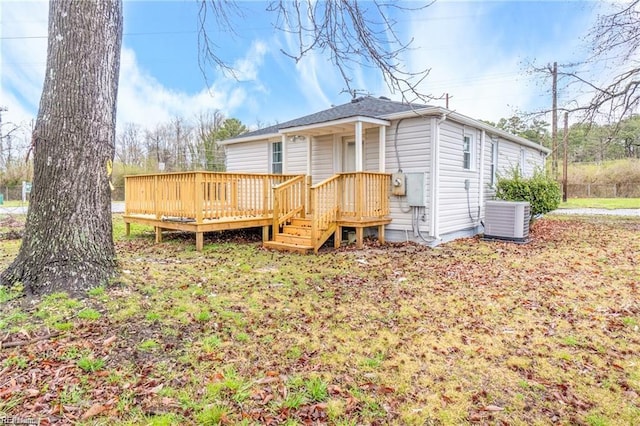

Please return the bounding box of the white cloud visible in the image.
[116,47,237,130]
[0,1,271,135]
[0,0,48,128]
[116,40,280,130]
[404,2,597,123]
[234,40,268,82]
[274,10,338,111]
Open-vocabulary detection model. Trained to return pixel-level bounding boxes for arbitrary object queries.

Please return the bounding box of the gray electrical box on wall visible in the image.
[406,172,427,207]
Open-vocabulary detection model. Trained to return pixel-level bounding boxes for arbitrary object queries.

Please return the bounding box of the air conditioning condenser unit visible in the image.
[483,200,530,243]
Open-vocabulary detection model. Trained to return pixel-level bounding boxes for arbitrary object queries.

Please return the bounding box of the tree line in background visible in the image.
[113,110,247,179]
[0,110,248,192]
[3,111,638,194]
[484,114,640,163]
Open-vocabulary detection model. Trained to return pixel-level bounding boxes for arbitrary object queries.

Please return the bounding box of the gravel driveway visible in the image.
[551,208,640,216]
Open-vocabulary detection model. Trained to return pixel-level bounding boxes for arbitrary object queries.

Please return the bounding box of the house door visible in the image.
[343,140,356,172]
[342,139,356,212]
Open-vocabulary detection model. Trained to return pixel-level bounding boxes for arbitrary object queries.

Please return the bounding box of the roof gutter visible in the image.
[382,107,551,154]
[218,132,281,145]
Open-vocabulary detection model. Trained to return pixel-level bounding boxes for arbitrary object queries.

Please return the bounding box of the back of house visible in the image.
[221,96,549,246]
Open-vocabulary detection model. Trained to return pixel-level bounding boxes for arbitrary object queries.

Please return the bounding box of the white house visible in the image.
[220,96,549,249]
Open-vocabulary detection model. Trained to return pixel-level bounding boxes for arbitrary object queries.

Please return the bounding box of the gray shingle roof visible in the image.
[237,96,429,138]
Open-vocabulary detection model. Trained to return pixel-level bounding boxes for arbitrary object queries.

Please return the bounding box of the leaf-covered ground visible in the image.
[0,214,639,425]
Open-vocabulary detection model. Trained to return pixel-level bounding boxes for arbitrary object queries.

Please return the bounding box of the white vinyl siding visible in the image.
[496,139,522,177]
[491,138,546,180]
[225,140,269,173]
[310,134,334,184]
[438,121,481,235]
[286,137,308,174]
[364,128,380,171]
[384,117,431,232]
[521,146,544,176]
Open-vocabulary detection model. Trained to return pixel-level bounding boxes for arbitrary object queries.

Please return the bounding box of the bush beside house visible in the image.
[495,168,561,217]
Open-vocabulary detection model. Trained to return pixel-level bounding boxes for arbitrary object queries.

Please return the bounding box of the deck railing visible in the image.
[339,172,390,220]
[125,172,298,222]
[125,171,390,251]
[309,175,340,248]
[272,175,307,239]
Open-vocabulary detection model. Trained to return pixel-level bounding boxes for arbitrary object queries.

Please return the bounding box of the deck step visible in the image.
[290,218,312,227]
[282,225,312,237]
[263,240,314,254]
[274,233,313,246]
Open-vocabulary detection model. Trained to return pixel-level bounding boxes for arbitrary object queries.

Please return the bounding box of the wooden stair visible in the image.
[264,217,320,254]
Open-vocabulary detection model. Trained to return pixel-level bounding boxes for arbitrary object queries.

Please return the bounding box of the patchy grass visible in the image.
[560,197,640,209]
[0,200,28,208]
[0,214,639,425]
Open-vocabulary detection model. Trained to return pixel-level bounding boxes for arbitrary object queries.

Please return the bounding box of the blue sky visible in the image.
[0,0,610,143]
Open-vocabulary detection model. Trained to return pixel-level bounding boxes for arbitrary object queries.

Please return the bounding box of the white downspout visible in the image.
[430,116,442,239]
[281,134,287,174]
[478,130,486,226]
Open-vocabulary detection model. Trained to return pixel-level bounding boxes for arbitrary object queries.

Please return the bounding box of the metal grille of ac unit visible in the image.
[484,200,530,242]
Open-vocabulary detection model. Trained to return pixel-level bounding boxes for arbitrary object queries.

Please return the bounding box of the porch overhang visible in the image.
[218,132,281,145]
[278,116,390,137]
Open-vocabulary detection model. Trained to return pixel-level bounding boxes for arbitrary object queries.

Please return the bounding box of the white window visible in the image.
[271,142,282,174]
[490,141,498,186]
[463,134,474,170]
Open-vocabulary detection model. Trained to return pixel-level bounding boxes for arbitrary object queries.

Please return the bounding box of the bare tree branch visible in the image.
[526,1,640,132]
[197,1,242,84]
[198,0,435,104]
[590,0,640,62]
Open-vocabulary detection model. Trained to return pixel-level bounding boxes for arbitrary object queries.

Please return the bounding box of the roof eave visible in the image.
[383,107,551,154]
[447,111,552,154]
[219,132,281,145]
[279,115,391,135]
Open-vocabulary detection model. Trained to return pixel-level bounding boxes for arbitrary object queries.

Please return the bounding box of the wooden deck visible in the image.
[124,171,391,252]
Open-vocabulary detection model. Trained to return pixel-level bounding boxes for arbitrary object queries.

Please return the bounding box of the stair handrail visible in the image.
[272,175,306,239]
[310,174,341,250]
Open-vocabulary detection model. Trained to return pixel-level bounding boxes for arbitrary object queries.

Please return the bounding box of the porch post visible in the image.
[307,136,313,214]
[281,134,287,174]
[355,120,363,172]
[378,125,386,172]
[307,136,313,176]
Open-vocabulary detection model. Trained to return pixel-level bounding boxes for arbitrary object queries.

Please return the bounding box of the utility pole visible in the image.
[562,111,568,202]
[551,62,558,180]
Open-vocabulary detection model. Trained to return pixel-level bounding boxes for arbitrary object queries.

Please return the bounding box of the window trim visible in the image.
[490,140,498,186]
[271,141,283,174]
[463,133,475,171]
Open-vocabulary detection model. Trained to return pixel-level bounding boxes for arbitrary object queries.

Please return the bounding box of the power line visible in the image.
[0,30,199,40]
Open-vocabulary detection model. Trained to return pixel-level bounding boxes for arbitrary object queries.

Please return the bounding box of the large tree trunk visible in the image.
[0,0,123,296]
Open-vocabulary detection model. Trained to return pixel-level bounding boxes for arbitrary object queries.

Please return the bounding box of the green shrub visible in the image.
[495,167,561,217]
